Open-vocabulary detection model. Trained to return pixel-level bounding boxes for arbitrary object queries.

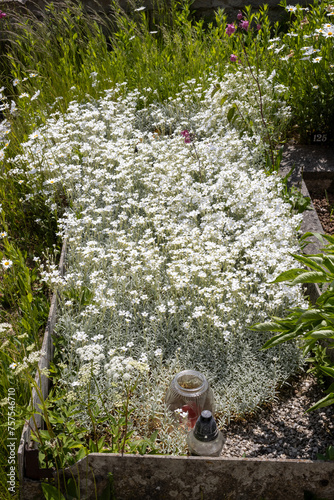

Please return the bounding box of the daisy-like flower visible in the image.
[134,6,145,11]
[2,259,13,269]
[19,93,29,99]
[286,5,297,12]
[323,29,334,38]
[312,56,322,63]
[9,363,17,370]
[313,85,319,89]
[29,73,38,78]
[12,78,19,86]
[0,231,7,238]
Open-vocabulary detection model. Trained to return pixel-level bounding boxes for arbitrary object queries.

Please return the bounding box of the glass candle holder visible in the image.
[165,370,214,428]
[187,410,225,456]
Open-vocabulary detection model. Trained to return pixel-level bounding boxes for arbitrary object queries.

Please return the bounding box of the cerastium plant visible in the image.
[7,66,308,456]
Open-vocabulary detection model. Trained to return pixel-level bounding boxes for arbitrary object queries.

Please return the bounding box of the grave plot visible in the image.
[16,81,334,499]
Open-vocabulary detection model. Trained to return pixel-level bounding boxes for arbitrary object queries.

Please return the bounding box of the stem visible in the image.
[241,39,275,167]
[87,364,98,450]
[121,384,131,456]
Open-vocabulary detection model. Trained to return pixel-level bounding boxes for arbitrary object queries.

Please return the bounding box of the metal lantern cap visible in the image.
[193,410,219,442]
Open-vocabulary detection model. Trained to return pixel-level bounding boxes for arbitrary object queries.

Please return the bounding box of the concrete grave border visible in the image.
[18,145,334,500]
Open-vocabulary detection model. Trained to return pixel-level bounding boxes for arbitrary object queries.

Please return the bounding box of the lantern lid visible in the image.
[193,410,219,442]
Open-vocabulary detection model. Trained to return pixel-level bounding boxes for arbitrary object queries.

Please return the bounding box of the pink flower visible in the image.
[239,20,249,31]
[0,11,6,18]
[237,10,243,20]
[225,23,236,36]
[230,54,238,62]
[181,130,191,144]
[256,24,261,31]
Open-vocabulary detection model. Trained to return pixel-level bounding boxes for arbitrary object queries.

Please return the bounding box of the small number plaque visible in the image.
[313,133,328,143]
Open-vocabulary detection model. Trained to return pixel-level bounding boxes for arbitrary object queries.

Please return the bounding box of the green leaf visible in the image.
[297,309,324,323]
[307,393,334,412]
[41,483,66,500]
[305,329,334,340]
[220,95,228,105]
[325,383,334,394]
[291,271,329,285]
[227,105,237,122]
[319,365,334,378]
[323,256,334,274]
[300,232,324,244]
[290,253,325,273]
[321,234,334,245]
[27,292,33,303]
[261,330,300,350]
[251,321,287,332]
[271,268,305,283]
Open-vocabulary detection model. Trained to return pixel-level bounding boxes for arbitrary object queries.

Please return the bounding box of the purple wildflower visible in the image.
[225,23,236,36]
[239,20,249,31]
[181,130,191,144]
[237,10,243,20]
[230,54,238,62]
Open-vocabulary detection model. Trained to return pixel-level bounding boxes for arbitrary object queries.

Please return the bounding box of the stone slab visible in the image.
[50,453,334,500]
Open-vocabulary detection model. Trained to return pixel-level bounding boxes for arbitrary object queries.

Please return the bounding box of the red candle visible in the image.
[182,404,199,428]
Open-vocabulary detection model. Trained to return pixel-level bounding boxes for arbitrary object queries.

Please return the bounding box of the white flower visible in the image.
[286,5,297,12]
[9,363,17,370]
[134,6,146,11]
[73,331,88,342]
[19,93,29,99]
[31,90,40,101]
[0,231,7,238]
[154,348,162,357]
[2,259,13,269]
[13,78,19,86]
[312,57,322,63]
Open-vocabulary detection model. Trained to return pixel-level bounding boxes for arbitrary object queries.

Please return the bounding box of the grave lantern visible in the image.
[165,370,214,428]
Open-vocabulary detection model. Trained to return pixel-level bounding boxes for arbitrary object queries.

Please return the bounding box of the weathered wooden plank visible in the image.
[18,240,67,486]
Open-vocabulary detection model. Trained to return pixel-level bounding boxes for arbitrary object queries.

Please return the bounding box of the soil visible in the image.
[307,185,334,234]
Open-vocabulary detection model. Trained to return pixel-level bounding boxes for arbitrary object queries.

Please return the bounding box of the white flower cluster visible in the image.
[11,71,306,450]
[104,349,149,382]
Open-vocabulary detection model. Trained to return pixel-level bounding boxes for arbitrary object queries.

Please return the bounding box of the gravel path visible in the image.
[220,373,334,460]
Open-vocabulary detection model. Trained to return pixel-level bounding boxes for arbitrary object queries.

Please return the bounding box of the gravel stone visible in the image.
[220,373,334,460]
